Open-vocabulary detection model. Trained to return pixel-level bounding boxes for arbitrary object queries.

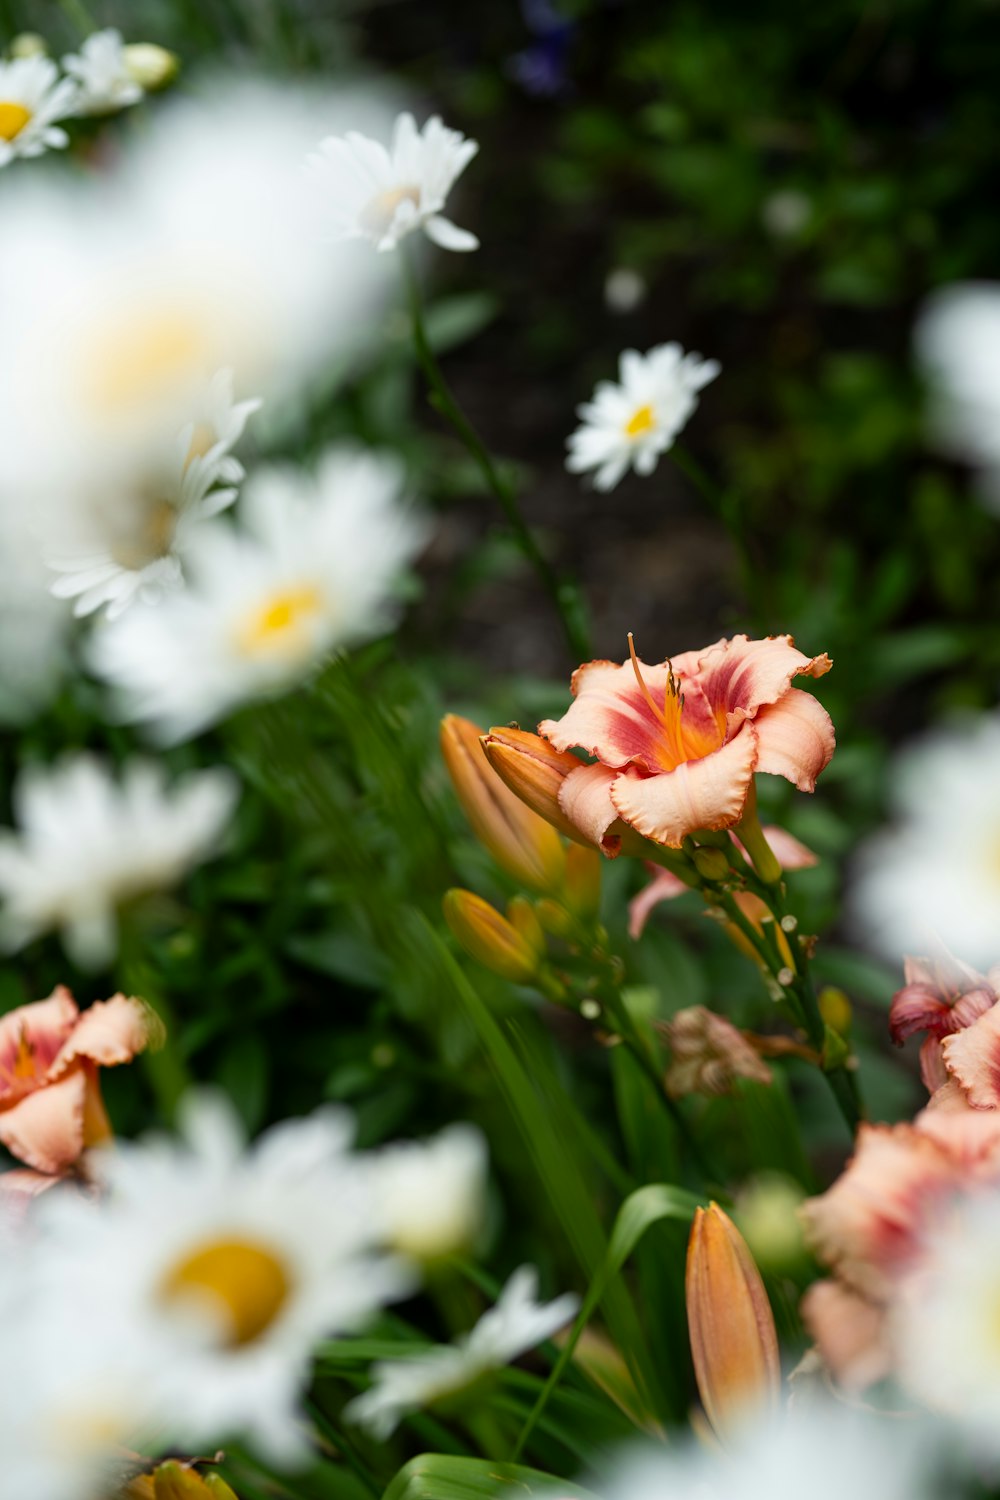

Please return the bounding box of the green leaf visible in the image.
[382,1456,597,1500]
[512,1183,703,1459]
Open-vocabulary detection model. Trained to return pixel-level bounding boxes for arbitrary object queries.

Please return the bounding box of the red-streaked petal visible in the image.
[628,866,690,939]
[889,984,952,1045]
[0,987,79,1102]
[941,1004,1000,1109]
[695,634,832,727]
[557,762,624,855]
[752,689,835,791]
[610,726,758,848]
[49,993,156,1079]
[0,1068,87,1174]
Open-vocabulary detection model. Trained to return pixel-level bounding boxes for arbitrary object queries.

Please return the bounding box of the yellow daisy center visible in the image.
[235,584,325,657]
[87,313,208,420]
[624,404,656,438]
[162,1237,291,1348]
[360,184,421,237]
[0,102,31,141]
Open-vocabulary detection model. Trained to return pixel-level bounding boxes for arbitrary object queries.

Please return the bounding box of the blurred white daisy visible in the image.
[892,1188,1000,1451]
[346,1265,578,1438]
[373,1123,488,1262]
[566,343,720,491]
[916,284,1000,509]
[306,111,479,253]
[62,29,143,116]
[38,1092,409,1464]
[0,55,77,166]
[90,447,426,743]
[850,716,1000,971]
[180,367,262,485]
[0,756,238,967]
[0,513,71,723]
[47,446,239,621]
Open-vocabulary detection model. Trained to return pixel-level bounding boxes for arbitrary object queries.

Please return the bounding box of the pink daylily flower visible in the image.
[889,955,1000,1095]
[0,987,154,1176]
[539,634,834,851]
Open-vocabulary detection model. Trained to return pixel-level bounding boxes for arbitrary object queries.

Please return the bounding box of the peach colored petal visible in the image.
[610,725,758,848]
[752,689,835,792]
[0,986,79,1103]
[0,1067,88,1174]
[694,634,832,729]
[628,866,690,939]
[0,1168,64,1201]
[940,1003,1000,1109]
[800,1279,892,1391]
[540,657,721,774]
[920,1037,950,1094]
[915,1082,1000,1169]
[49,993,155,1079]
[755,825,817,870]
[558,762,624,855]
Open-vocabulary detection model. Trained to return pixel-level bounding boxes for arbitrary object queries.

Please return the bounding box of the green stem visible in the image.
[57,0,96,34]
[402,250,591,662]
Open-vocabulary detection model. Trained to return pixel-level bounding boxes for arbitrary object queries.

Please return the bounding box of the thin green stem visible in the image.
[57,0,96,35]
[402,250,591,661]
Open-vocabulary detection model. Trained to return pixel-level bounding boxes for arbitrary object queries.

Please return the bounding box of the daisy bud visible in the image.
[122,42,180,91]
[481,727,588,845]
[686,1203,780,1444]
[441,715,565,892]
[8,33,47,58]
[443,889,542,984]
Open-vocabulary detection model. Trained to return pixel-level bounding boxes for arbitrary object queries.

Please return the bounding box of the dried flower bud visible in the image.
[663,1006,772,1099]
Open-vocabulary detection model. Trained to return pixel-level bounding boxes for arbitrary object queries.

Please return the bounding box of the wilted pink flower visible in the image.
[663,1006,772,1098]
[0,986,154,1175]
[535,634,834,852]
[889,954,999,1093]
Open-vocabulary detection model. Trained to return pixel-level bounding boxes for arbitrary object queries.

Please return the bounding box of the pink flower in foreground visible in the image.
[537,634,834,852]
[0,987,154,1176]
[889,954,999,1093]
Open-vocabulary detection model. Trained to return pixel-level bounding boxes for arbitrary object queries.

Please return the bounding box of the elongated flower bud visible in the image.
[564,842,602,920]
[122,42,181,90]
[686,1202,780,1443]
[442,715,566,892]
[481,727,588,844]
[443,889,542,984]
[125,1463,239,1499]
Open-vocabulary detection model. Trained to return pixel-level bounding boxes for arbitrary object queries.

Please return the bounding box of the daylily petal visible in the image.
[754,825,818,870]
[752,688,835,791]
[610,726,758,848]
[694,634,832,729]
[0,986,78,1102]
[920,1037,950,1094]
[0,1167,64,1202]
[628,865,690,939]
[800,1279,892,1391]
[941,1003,1000,1108]
[0,1066,88,1174]
[558,763,625,855]
[49,992,155,1078]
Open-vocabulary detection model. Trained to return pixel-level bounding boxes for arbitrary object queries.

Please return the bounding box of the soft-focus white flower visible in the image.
[306,111,479,253]
[0,81,388,511]
[566,344,720,491]
[0,55,77,166]
[604,267,647,314]
[0,756,238,966]
[62,29,143,116]
[597,1401,931,1500]
[47,445,239,621]
[180,367,262,485]
[0,514,71,722]
[373,1123,488,1261]
[90,447,425,743]
[850,716,1000,970]
[38,1092,408,1464]
[892,1188,1000,1451]
[916,283,1000,505]
[346,1264,578,1438]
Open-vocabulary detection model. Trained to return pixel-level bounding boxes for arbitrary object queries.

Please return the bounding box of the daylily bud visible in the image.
[686,1203,780,1444]
[122,43,181,91]
[506,895,546,959]
[564,843,602,920]
[819,986,852,1037]
[442,715,566,892]
[481,727,589,845]
[443,889,541,984]
[534,898,577,940]
[691,845,731,883]
[125,1463,238,1499]
[8,33,47,58]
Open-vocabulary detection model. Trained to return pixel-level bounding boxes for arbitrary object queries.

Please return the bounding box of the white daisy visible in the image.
[90,447,426,744]
[0,514,71,723]
[179,367,262,485]
[38,1092,409,1464]
[850,715,1000,971]
[566,343,720,491]
[0,755,238,967]
[916,283,1000,506]
[892,1187,1000,1451]
[373,1123,488,1262]
[0,55,77,167]
[345,1265,578,1438]
[306,111,479,253]
[47,445,239,621]
[62,29,144,116]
